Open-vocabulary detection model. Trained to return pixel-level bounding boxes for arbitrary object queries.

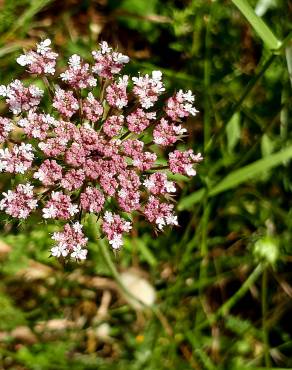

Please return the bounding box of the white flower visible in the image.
[20,183,34,195]
[29,86,44,98]
[17,54,30,66]
[0,85,7,97]
[87,92,95,103]
[38,142,47,151]
[68,54,81,69]
[185,164,196,177]
[51,244,69,258]
[71,245,87,260]
[146,112,156,120]
[113,52,129,64]
[156,216,166,230]
[115,98,127,109]
[184,103,199,116]
[43,205,57,219]
[118,75,129,87]
[99,41,111,54]
[37,39,51,55]
[72,222,83,233]
[44,114,58,126]
[122,221,132,232]
[166,214,178,226]
[104,211,114,223]
[118,189,127,198]
[153,136,164,145]
[33,169,45,181]
[1,190,16,202]
[18,209,30,219]
[44,64,55,75]
[143,178,155,190]
[191,152,203,162]
[165,181,176,193]
[60,71,69,82]
[182,90,195,103]
[109,233,123,249]
[15,163,28,174]
[27,199,38,210]
[152,70,162,81]
[173,125,187,135]
[68,204,79,216]
[18,118,29,128]
[51,191,60,201]
[0,161,7,172]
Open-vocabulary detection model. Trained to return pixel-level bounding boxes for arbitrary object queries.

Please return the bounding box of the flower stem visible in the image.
[96,236,173,335]
[196,263,264,331]
[262,267,271,367]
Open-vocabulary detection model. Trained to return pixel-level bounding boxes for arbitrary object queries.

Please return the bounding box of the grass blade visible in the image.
[179,145,292,210]
[232,0,281,50]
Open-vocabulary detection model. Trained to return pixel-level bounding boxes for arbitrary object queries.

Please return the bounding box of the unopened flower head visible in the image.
[0,39,202,261]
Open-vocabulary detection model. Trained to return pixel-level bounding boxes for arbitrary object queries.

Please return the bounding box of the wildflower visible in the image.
[0,183,37,219]
[0,80,43,114]
[18,111,57,140]
[51,222,88,260]
[80,187,105,213]
[0,143,34,174]
[53,87,79,118]
[0,39,202,261]
[33,159,62,186]
[169,150,203,176]
[132,70,165,109]
[17,38,58,75]
[143,173,176,195]
[126,109,156,134]
[0,117,13,143]
[92,41,129,79]
[106,75,128,109]
[60,54,97,89]
[144,196,178,230]
[165,90,199,121]
[83,93,103,122]
[103,115,124,137]
[153,118,187,146]
[42,191,78,220]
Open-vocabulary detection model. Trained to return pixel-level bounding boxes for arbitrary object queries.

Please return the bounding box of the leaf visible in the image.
[135,238,158,267]
[232,0,281,50]
[179,146,292,210]
[261,133,274,157]
[226,112,241,153]
[178,188,206,211]
[285,43,292,88]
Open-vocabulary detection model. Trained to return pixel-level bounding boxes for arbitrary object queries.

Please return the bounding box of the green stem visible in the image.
[227,54,276,123]
[97,237,173,335]
[262,268,271,367]
[196,263,263,331]
[203,5,214,151]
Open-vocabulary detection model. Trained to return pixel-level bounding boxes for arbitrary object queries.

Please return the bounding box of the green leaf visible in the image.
[285,43,292,88]
[261,133,274,157]
[135,238,158,267]
[179,145,292,210]
[232,0,281,50]
[226,112,241,153]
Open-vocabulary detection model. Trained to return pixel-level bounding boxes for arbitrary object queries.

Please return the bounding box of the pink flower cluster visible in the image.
[0,39,202,261]
[51,222,88,260]
[0,183,37,219]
